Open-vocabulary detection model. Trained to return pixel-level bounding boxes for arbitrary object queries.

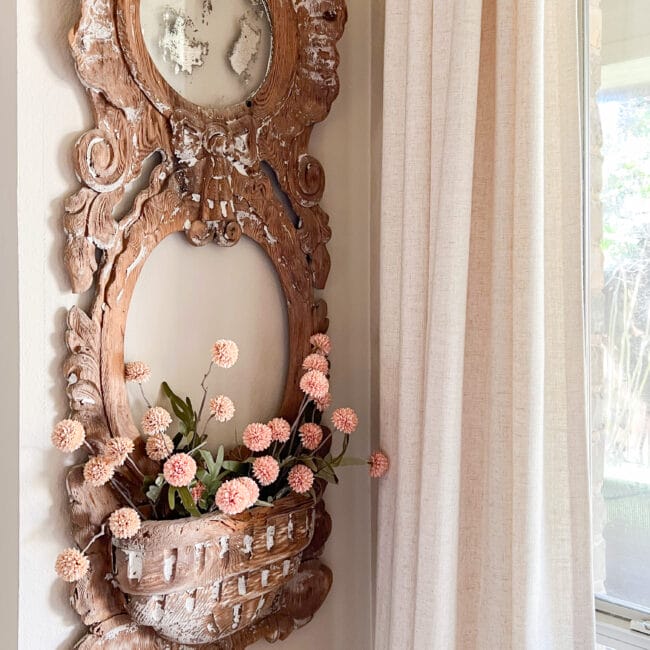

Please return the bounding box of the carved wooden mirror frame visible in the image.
[61,1,347,647]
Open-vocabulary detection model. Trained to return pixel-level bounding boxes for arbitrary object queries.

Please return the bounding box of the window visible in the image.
[588,1,650,647]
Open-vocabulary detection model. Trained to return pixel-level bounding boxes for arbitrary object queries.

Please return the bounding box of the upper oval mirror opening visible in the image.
[140,0,272,109]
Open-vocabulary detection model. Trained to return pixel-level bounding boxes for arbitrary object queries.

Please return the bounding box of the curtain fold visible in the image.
[375,1,594,648]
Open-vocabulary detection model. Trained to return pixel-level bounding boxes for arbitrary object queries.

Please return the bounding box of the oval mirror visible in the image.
[140,0,272,109]
[124,234,288,450]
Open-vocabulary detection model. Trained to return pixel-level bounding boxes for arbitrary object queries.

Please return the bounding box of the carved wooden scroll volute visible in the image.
[61,1,347,647]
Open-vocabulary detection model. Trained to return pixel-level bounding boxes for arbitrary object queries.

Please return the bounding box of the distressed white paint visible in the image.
[163,553,177,582]
[219,535,229,558]
[282,559,291,577]
[265,524,275,550]
[260,569,269,588]
[243,534,254,554]
[232,603,242,629]
[126,549,144,580]
[287,513,294,540]
[238,575,247,596]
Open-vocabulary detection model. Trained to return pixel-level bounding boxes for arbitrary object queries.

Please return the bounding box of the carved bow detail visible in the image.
[170,112,258,173]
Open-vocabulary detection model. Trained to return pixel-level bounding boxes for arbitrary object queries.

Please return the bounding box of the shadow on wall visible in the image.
[36,2,92,648]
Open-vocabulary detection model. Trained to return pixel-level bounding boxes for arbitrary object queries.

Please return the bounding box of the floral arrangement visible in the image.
[53,334,389,583]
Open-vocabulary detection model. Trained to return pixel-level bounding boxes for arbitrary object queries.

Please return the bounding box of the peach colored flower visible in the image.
[242,423,272,452]
[299,370,329,400]
[215,478,250,515]
[252,456,280,486]
[302,353,329,374]
[191,482,206,502]
[141,406,172,435]
[369,451,390,478]
[104,437,135,466]
[211,339,239,368]
[315,392,332,412]
[108,508,141,539]
[288,464,314,494]
[83,456,115,487]
[268,417,291,443]
[145,432,174,461]
[124,361,151,384]
[163,453,197,487]
[209,395,235,422]
[51,419,86,453]
[237,477,260,507]
[299,423,324,451]
[310,333,332,356]
[332,407,358,434]
[55,548,89,582]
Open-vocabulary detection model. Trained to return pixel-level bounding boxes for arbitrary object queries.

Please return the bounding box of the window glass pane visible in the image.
[591,0,650,611]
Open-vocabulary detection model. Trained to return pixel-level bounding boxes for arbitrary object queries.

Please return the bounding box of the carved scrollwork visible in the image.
[62,0,346,646]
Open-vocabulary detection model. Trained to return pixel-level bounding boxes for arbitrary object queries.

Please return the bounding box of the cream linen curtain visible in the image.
[375,1,595,649]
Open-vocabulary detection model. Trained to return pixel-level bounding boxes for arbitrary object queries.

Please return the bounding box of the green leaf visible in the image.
[162,382,190,420]
[168,486,177,510]
[179,486,201,517]
[301,457,318,472]
[215,445,225,471]
[146,483,162,503]
[254,499,274,508]
[199,450,215,473]
[316,464,339,484]
[222,460,244,472]
[334,457,367,467]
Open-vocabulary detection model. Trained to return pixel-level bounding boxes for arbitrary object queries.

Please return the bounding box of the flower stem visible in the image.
[197,361,214,424]
[139,383,152,408]
[81,524,106,554]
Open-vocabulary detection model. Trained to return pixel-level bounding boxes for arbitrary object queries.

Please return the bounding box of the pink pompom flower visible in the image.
[83,456,115,487]
[315,392,332,412]
[369,451,390,478]
[299,370,329,400]
[209,395,235,422]
[146,432,174,461]
[163,453,197,487]
[124,361,151,384]
[141,406,172,435]
[104,437,135,466]
[299,423,324,451]
[108,508,141,539]
[302,353,329,374]
[288,464,314,494]
[237,477,260,507]
[51,419,86,453]
[268,418,291,443]
[55,548,89,583]
[215,478,251,515]
[252,456,280,486]
[332,407,358,434]
[310,333,332,356]
[211,339,239,368]
[191,482,206,502]
[242,423,272,452]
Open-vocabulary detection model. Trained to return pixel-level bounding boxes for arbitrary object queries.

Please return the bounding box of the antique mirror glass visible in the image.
[140,0,272,108]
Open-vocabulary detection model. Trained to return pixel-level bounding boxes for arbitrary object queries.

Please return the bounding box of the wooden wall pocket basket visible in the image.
[52,0,362,647]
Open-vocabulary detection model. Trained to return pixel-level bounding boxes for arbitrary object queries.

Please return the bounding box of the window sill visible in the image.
[597,611,650,650]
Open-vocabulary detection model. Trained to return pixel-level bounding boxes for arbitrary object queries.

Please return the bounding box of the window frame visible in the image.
[583,0,650,646]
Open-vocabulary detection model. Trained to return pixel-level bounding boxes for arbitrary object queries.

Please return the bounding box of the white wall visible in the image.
[16,0,373,648]
[0,0,19,646]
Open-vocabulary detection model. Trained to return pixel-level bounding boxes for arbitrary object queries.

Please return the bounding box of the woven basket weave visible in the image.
[112,494,318,645]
